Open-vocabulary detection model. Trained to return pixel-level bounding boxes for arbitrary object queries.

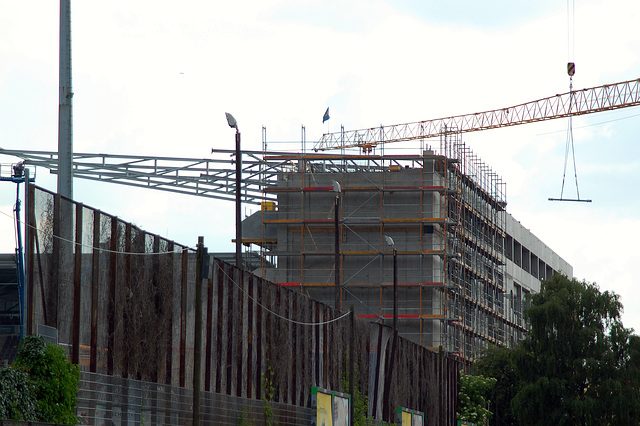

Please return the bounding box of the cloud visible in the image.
[2,0,640,331]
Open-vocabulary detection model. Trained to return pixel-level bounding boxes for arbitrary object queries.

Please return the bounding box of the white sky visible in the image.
[1,0,640,329]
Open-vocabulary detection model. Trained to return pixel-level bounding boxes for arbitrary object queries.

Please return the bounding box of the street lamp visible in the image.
[333,181,341,310]
[385,235,398,334]
[225,112,242,270]
[383,235,399,420]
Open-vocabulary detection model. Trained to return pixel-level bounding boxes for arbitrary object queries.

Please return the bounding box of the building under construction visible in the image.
[245,134,572,361]
[9,76,637,361]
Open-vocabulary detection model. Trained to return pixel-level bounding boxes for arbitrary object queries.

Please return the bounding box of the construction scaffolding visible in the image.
[244,132,509,360]
[3,134,516,360]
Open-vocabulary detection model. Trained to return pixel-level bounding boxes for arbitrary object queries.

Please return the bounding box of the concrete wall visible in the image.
[505,213,573,294]
[250,156,573,356]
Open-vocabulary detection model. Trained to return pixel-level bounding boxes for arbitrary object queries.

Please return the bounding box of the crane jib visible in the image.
[314,78,640,151]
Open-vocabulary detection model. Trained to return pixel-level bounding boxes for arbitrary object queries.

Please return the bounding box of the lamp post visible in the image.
[333,181,341,310]
[383,235,398,421]
[385,236,398,334]
[225,112,242,270]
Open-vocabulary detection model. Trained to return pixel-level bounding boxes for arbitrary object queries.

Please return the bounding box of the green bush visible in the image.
[0,365,37,420]
[9,335,80,424]
[457,372,496,425]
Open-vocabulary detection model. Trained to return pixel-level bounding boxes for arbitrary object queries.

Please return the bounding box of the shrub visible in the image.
[12,335,80,424]
[0,366,37,420]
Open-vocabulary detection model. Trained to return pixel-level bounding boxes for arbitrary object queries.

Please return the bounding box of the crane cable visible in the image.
[550,0,591,202]
[560,77,581,200]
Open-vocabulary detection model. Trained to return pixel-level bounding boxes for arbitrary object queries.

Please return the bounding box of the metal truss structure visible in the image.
[314,77,640,151]
[0,148,287,205]
[2,78,639,205]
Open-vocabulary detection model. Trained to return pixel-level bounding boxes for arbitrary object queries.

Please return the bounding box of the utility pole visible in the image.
[193,236,209,425]
[383,236,399,422]
[225,113,242,270]
[235,130,242,269]
[349,305,355,426]
[58,0,73,200]
[333,181,341,310]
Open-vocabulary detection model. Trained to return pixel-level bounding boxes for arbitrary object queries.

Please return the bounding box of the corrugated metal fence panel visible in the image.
[76,371,314,425]
[25,185,461,425]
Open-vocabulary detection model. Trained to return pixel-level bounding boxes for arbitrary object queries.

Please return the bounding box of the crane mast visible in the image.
[314,78,640,152]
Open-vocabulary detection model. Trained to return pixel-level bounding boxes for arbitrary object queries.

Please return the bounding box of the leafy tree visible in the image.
[0,366,37,420]
[12,335,80,424]
[513,275,638,425]
[473,345,518,426]
[476,275,640,425]
[457,372,496,425]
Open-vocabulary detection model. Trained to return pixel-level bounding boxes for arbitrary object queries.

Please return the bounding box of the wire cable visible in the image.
[217,263,351,326]
[550,0,591,202]
[535,111,640,136]
[567,0,575,63]
[2,207,350,326]
[0,208,196,255]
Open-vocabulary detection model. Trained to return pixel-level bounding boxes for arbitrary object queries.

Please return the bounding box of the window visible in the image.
[522,248,530,273]
[546,265,554,279]
[514,284,523,326]
[539,259,547,280]
[531,254,538,277]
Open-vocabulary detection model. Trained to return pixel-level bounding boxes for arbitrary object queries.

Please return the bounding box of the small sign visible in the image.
[36,324,58,345]
[398,406,425,425]
[311,386,351,426]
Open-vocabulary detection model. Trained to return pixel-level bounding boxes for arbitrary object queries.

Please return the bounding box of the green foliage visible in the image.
[12,335,80,424]
[457,372,496,425]
[235,409,251,425]
[261,364,276,425]
[514,275,635,425]
[0,366,37,420]
[473,346,518,426]
[475,275,640,425]
[340,350,368,426]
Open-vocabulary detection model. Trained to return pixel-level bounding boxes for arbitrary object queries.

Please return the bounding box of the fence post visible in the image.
[349,305,355,426]
[193,236,208,425]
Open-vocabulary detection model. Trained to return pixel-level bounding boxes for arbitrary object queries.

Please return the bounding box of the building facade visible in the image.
[246,138,571,360]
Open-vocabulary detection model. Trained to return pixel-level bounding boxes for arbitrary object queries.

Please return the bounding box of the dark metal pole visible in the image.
[235,131,242,270]
[383,242,399,422]
[193,236,204,425]
[438,346,444,426]
[393,247,398,334]
[334,194,340,310]
[349,304,355,426]
[23,168,30,338]
[14,180,25,338]
[58,0,73,200]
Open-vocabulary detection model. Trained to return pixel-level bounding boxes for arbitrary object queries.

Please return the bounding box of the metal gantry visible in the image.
[0,148,293,205]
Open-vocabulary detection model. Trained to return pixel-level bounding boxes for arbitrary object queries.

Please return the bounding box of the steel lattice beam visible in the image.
[314,77,640,151]
[0,148,288,205]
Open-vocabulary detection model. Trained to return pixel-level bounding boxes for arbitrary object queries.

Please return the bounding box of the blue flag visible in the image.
[322,107,330,123]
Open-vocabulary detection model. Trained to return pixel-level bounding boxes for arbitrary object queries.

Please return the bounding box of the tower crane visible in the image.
[2,78,639,205]
[314,78,640,152]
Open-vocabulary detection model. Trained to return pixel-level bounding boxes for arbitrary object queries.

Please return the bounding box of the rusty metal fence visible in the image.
[76,371,314,425]
[24,184,460,425]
